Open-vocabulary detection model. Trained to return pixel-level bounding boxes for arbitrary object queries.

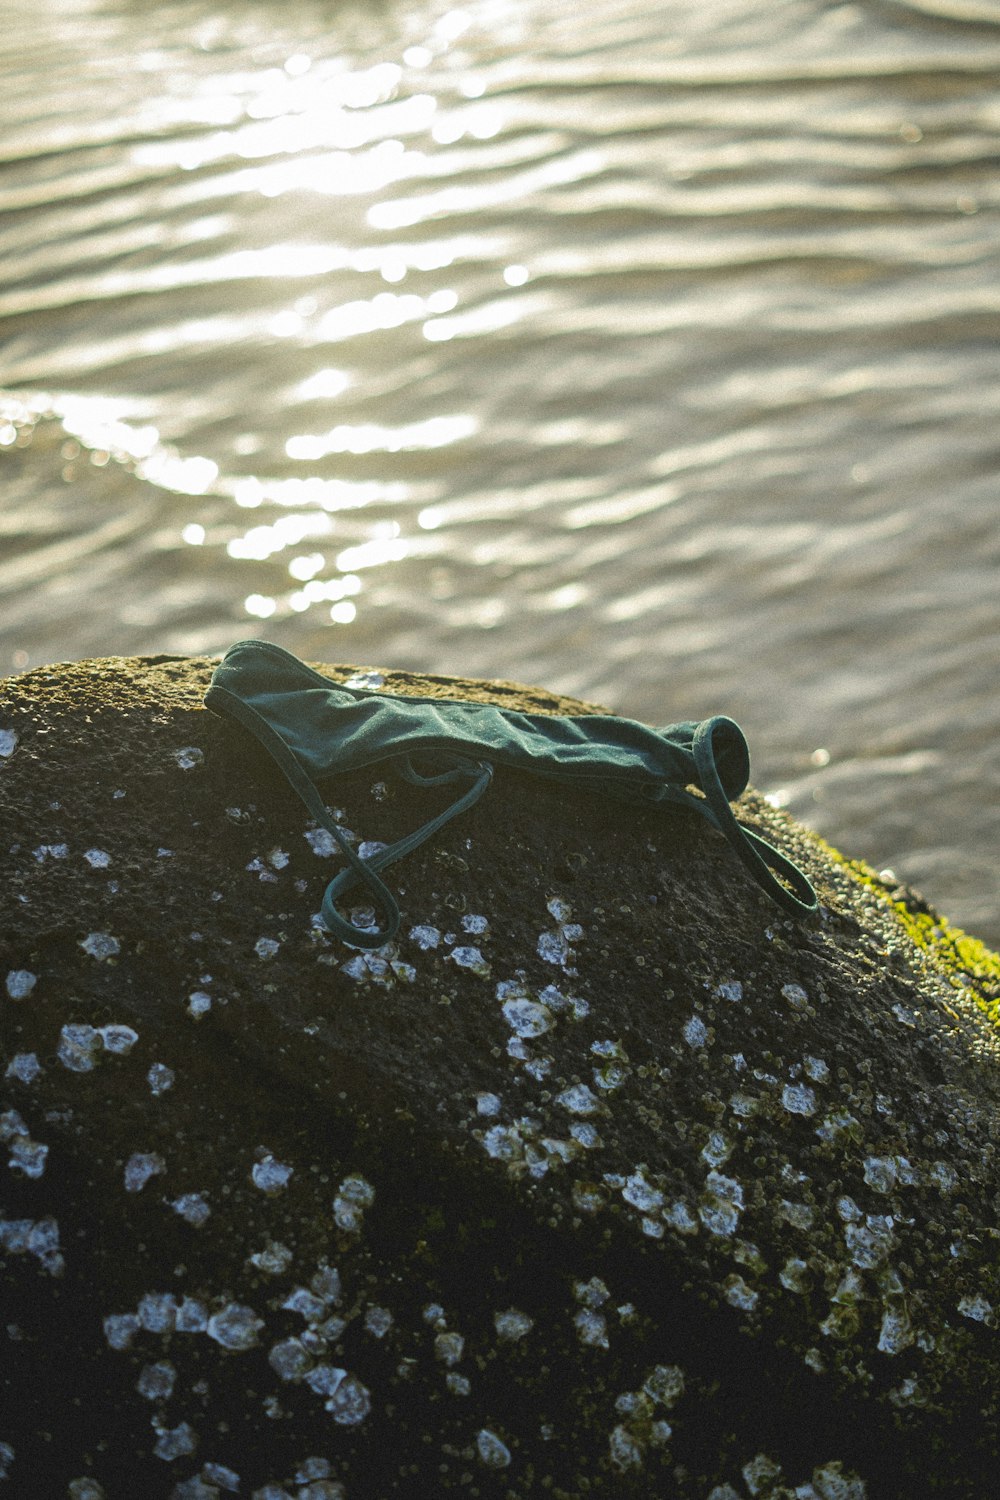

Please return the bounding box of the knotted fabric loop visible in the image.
[205,639,817,949]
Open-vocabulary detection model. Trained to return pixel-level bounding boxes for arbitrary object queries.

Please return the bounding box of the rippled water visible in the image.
[2,0,999,943]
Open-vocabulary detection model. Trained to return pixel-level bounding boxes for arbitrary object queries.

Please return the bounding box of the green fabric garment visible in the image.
[205,639,817,949]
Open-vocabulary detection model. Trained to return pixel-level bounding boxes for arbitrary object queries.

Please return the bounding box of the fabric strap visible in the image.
[205,639,817,948]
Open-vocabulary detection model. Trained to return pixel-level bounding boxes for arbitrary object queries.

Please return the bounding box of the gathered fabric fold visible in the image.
[205,639,817,949]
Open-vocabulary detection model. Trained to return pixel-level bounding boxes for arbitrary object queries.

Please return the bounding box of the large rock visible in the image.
[2,654,1000,1500]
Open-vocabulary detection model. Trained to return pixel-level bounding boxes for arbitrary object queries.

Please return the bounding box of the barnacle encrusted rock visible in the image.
[2,653,1000,1499]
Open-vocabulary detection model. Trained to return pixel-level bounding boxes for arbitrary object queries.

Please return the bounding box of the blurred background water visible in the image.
[1,0,998,943]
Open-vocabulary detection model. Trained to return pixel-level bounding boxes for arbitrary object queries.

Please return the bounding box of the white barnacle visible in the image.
[152,1421,197,1461]
[447,945,489,975]
[482,1124,523,1162]
[537,930,571,966]
[255,937,280,960]
[494,1308,533,1342]
[958,1293,994,1324]
[136,1360,176,1401]
[124,1152,165,1193]
[779,1200,814,1230]
[83,849,111,869]
[24,1218,63,1278]
[462,914,489,935]
[622,1172,664,1214]
[176,1297,209,1333]
[781,982,808,1008]
[269,1336,314,1382]
[1,1109,28,1142]
[173,747,204,770]
[555,1083,599,1116]
[5,970,36,1001]
[502,998,553,1038]
[147,1063,175,1096]
[779,1258,811,1295]
[305,826,339,857]
[364,1306,393,1338]
[665,1200,699,1235]
[312,1265,342,1304]
[608,1425,643,1471]
[9,1138,48,1178]
[699,1174,743,1238]
[715,980,743,1003]
[97,1024,138,1055]
[341,953,390,982]
[815,1110,860,1142]
[682,1014,708,1048]
[0,1218,32,1253]
[171,1193,210,1227]
[207,1302,263,1350]
[810,1462,867,1499]
[724,1274,759,1312]
[249,1241,293,1276]
[67,1480,106,1499]
[333,1172,374,1231]
[34,843,69,862]
[863,1156,898,1194]
[475,1092,502,1117]
[80,932,120,961]
[434,1330,465,1366]
[326,1373,371,1425]
[804,1055,830,1083]
[701,1130,732,1168]
[408,924,440,950]
[283,1288,326,1323]
[476,1429,511,1469]
[782,1082,817,1117]
[138,1293,178,1332]
[574,1308,609,1348]
[336,1173,374,1207]
[295,1458,333,1484]
[252,1154,293,1194]
[878,1305,914,1355]
[929,1161,958,1193]
[593,1057,629,1091]
[202,1464,241,1493]
[0,727,18,757]
[187,991,212,1019]
[643,1364,685,1407]
[572,1181,606,1214]
[103,1312,140,1350]
[845,1221,894,1270]
[58,1023,100,1072]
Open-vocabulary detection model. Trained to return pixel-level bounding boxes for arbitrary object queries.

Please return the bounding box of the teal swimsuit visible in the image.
[206,639,817,949]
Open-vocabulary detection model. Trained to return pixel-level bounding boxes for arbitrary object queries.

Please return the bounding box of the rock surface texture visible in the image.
[2,654,1000,1500]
